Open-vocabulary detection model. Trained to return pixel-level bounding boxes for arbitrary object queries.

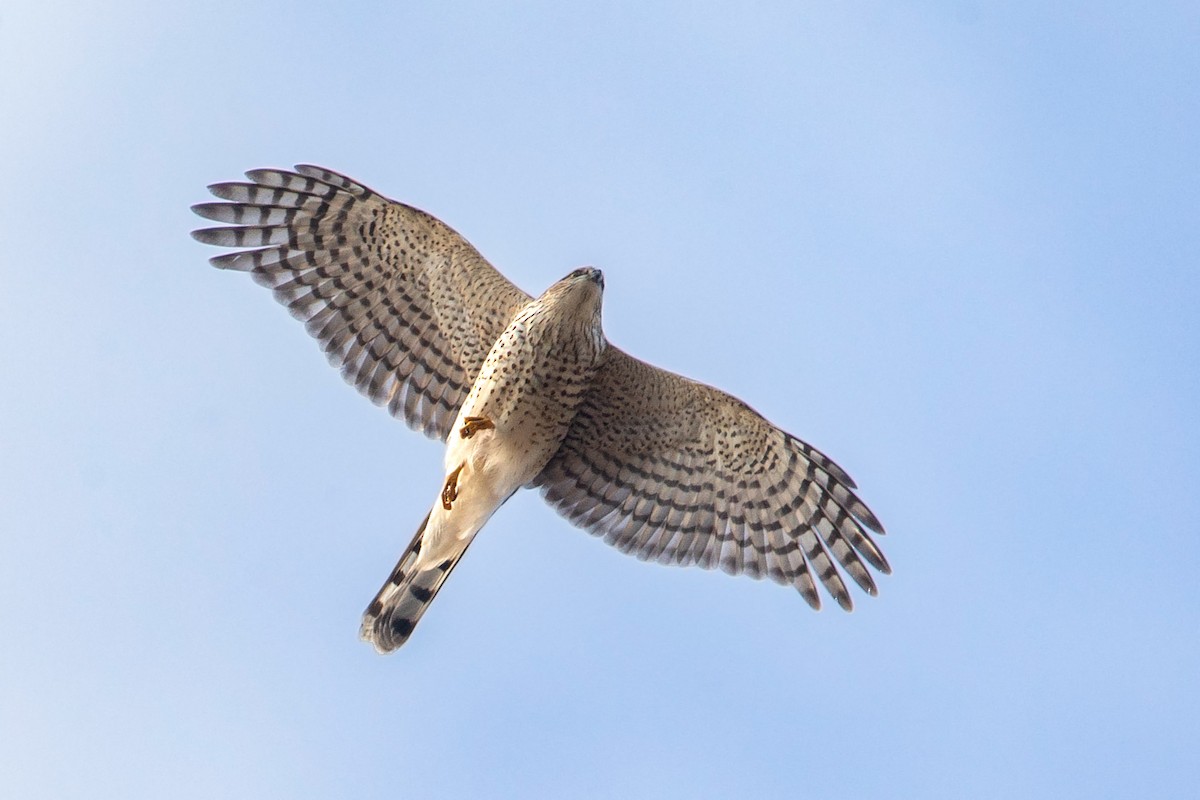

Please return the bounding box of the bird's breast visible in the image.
[449,309,603,482]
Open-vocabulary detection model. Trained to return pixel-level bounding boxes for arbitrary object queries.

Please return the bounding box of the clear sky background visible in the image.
[2,2,1197,798]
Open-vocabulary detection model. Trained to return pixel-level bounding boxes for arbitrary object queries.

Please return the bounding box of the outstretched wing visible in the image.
[533,348,889,610]
[192,165,531,439]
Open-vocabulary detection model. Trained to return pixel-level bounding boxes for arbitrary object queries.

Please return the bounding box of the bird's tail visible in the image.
[359,510,472,653]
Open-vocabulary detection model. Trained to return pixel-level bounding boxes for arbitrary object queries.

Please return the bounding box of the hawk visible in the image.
[192,165,889,653]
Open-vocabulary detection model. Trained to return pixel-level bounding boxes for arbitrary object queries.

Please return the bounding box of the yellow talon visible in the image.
[460,416,495,439]
[441,464,464,510]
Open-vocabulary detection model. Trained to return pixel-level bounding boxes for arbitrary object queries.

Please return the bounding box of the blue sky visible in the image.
[2,2,1197,797]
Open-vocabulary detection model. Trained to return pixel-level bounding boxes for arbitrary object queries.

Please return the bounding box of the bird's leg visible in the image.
[441,463,464,510]
[460,416,495,439]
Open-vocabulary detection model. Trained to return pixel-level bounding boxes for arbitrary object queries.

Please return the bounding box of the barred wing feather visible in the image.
[534,348,889,610]
[192,165,531,439]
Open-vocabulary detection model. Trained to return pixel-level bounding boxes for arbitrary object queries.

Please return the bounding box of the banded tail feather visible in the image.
[360,511,471,653]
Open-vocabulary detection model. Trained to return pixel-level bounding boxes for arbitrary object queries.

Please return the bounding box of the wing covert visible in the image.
[192,165,531,439]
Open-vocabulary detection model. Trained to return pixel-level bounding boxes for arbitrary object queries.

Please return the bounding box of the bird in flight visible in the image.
[192,165,889,653]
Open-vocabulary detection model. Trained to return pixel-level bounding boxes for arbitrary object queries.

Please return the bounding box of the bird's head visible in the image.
[560,266,604,292]
[542,266,604,312]
[536,266,606,346]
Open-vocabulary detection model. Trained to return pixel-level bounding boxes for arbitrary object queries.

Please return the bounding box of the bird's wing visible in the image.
[192,165,532,439]
[533,347,888,609]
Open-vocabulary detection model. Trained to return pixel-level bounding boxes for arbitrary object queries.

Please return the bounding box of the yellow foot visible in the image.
[460,416,495,439]
[441,464,464,510]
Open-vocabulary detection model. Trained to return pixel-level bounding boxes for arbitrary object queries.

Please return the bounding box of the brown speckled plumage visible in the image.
[193,165,888,652]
